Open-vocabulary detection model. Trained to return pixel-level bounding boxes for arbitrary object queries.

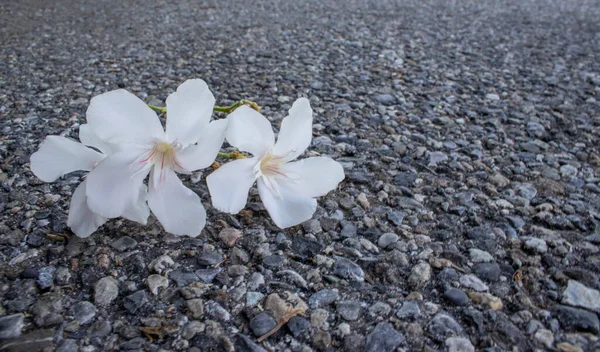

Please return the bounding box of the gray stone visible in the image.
[409,262,431,288]
[37,266,55,290]
[444,289,469,306]
[365,322,404,352]
[386,211,406,226]
[110,236,137,251]
[70,301,97,325]
[524,237,548,253]
[123,290,148,314]
[195,268,222,283]
[57,339,78,352]
[473,263,501,282]
[287,316,310,337]
[94,277,119,307]
[445,337,475,352]
[334,257,364,281]
[89,319,111,338]
[375,94,396,105]
[309,289,339,308]
[396,301,420,320]
[250,312,276,337]
[185,299,204,319]
[562,280,600,313]
[378,233,399,249]
[234,333,267,352]
[263,255,283,269]
[337,300,362,321]
[429,313,464,341]
[468,248,493,263]
[169,269,199,287]
[0,313,25,339]
[460,274,488,292]
[147,274,168,295]
[197,249,224,266]
[554,305,599,333]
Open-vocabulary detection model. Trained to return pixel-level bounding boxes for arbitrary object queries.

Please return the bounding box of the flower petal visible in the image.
[225,106,274,157]
[206,158,257,213]
[86,89,164,145]
[165,79,216,146]
[67,180,107,238]
[257,178,317,228]
[122,184,150,225]
[273,98,313,161]
[79,124,113,155]
[30,136,104,182]
[147,169,206,237]
[86,150,148,218]
[177,119,227,171]
[280,156,345,197]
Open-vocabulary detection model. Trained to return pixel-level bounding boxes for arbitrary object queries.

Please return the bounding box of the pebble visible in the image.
[123,290,148,314]
[562,280,600,313]
[468,248,493,263]
[534,328,554,348]
[0,313,25,339]
[287,316,310,337]
[524,237,548,253]
[309,289,339,308]
[197,249,224,266]
[554,305,599,333]
[94,277,119,307]
[409,263,431,288]
[472,263,501,282]
[378,233,399,249]
[110,236,138,251]
[337,300,362,321]
[70,301,97,325]
[218,228,241,247]
[443,289,469,306]
[365,323,404,352]
[445,337,475,352]
[147,274,168,295]
[396,301,421,320]
[334,257,365,281]
[148,255,175,275]
[429,313,464,341]
[250,312,276,337]
[459,274,488,291]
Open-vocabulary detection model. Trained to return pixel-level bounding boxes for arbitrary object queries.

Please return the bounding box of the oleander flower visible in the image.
[30,125,149,237]
[83,79,226,237]
[207,98,345,228]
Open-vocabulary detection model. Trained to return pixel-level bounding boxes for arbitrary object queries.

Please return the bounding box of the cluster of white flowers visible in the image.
[30,79,345,238]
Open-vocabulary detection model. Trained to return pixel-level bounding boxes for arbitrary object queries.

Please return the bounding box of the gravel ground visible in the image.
[1,0,600,351]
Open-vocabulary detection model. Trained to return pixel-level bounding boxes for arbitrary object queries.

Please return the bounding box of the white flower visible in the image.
[84,79,226,237]
[207,98,345,228]
[30,125,149,237]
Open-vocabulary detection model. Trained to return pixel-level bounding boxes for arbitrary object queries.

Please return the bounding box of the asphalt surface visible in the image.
[1,0,600,351]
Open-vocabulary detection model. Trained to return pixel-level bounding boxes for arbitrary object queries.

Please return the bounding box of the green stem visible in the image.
[148,99,260,115]
[217,150,247,159]
[217,152,233,159]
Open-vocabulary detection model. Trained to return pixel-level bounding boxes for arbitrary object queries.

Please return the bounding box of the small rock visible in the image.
[197,249,224,266]
[365,323,404,352]
[554,305,599,333]
[250,312,276,337]
[409,263,431,288]
[234,334,267,352]
[246,292,264,306]
[378,233,399,249]
[148,255,175,274]
[37,266,55,290]
[169,269,200,287]
[204,301,231,322]
[287,316,310,337]
[302,219,322,234]
[123,290,148,314]
[57,339,78,352]
[182,321,205,340]
[396,301,420,320]
[110,236,137,251]
[337,300,362,321]
[490,173,510,188]
[459,274,488,291]
[368,301,392,318]
[445,337,475,352]
[387,211,406,226]
[429,313,463,341]
[147,274,168,295]
[524,237,548,253]
[443,289,469,306]
[70,301,97,325]
[375,94,396,105]
[0,313,25,339]
[218,228,241,247]
[534,328,554,348]
[468,292,503,311]
[485,93,500,101]
[89,319,112,338]
[311,308,330,330]
[468,248,493,263]
[94,277,119,307]
[334,257,365,281]
[185,299,204,319]
[263,255,283,269]
[309,289,339,308]
[562,280,600,313]
[473,263,501,282]
[313,330,332,349]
